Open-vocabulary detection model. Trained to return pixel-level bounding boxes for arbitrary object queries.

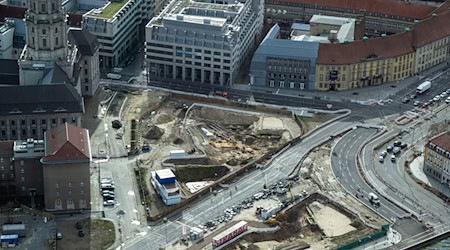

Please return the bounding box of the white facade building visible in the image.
[83,0,145,68]
[145,0,264,86]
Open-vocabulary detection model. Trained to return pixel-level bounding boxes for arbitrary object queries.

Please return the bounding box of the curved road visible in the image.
[331,127,406,221]
[122,119,354,249]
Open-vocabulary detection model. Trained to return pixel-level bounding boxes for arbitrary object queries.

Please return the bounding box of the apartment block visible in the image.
[151,169,180,205]
[145,0,264,86]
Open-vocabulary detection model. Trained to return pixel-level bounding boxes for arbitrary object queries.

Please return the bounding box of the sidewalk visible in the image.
[235,61,450,103]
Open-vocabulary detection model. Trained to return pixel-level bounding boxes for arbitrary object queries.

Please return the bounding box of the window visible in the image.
[84,69,88,74]
[56,199,61,206]
[32,37,35,45]
[51,3,55,11]
[269,80,274,87]
[20,160,24,166]
[52,119,56,124]
[55,37,58,46]
[56,182,59,188]
[31,27,34,33]
[42,29,46,35]
[85,86,89,91]
[84,60,87,65]
[43,38,46,47]
[62,118,66,123]
[21,120,25,125]
[41,3,46,12]
[11,120,15,126]
[56,191,60,196]
[31,119,36,125]
[85,78,89,83]
[21,177,24,182]
[80,181,84,187]
[68,182,72,188]
[42,119,46,125]
[20,168,24,174]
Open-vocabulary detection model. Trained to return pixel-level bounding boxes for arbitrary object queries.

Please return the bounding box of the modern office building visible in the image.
[264,0,440,37]
[424,132,450,188]
[0,84,84,141]
[83,0,144,68]
[0,20,15,59]
[151,169,181,205]
[41,123,91,211]
[145,0,264,86]
[250,24,318,90]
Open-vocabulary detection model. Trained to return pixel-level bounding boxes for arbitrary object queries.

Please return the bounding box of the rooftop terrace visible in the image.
[86,0,127,19]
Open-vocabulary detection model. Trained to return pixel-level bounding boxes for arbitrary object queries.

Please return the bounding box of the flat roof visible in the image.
[155,169,176,179]
[86,0,127,19]
[310,14,355,26]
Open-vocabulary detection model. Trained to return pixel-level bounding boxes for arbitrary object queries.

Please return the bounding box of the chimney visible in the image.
[354,16,365,40]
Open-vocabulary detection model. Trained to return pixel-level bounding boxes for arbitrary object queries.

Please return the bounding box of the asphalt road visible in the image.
[331,127,406,220]
[122,119,354,250]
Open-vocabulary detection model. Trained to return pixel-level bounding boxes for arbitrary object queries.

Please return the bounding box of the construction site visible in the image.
[105,87,391,249]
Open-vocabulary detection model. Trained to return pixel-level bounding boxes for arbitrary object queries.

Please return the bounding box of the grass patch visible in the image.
[98,1,126,18]
[174,165,229,182]
[91,219,115,250]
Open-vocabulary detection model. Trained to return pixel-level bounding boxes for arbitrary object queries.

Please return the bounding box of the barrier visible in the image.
[336,224,390,250]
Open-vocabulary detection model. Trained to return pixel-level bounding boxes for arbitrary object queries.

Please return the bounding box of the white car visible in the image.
[103,200,115,207]
[440,92,447,98]
[433,95,441,102]
[446,97,450,104]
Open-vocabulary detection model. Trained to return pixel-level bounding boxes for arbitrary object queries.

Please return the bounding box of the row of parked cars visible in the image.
[101,178,115,207]
[379,140,407,163]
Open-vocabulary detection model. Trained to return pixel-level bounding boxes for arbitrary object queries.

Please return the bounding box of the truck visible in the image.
[212,221,248,247]
[2,224,26,237]
[416,81,431,94]
[368,193,380,206]
[106,73,122,80]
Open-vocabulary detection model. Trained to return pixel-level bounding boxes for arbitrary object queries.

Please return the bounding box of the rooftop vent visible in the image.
[405,27,410,32]
[363,36,368,42]
[176,15,183,21]
[432,13,437,18]
[204,18,211,24]
[344,40,349,44]
[381,33,387,39]
[414,19,420,24]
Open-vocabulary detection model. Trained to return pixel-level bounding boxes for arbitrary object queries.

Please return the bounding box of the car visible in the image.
[102,190,114,195]
[253,192,264,200]
[433,95,441,102]
[380,151,387,158]
[393,141,401,147]
[391,155,396,162]
[76,222,83,230]
[402,97,410,103]
[410,93,417,99]
[400,143,408,149]
[441,92,448,98]
[447,88,450,94]
[379,156,385,163]
[393,147,401,155]
[103,200,115,207]
[56,232,63,240]
[446,97,450,104]
[387,146,393,152]
[369,193,380,206]
[414,101,421,106]
[103,194,114,200]
[78,230,84,238]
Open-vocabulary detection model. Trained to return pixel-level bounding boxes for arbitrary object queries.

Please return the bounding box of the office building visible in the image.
[424,132,450,187]
[145,0,264,86]
[83,0,144,68]
[250,24,318,90]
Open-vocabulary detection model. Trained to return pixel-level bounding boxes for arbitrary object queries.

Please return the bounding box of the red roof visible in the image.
[0,5,25,21]
[429,132,450,154]
[275,0,437,19]
[412,11,450,48]
[42,123,90,163]
[317,31,414,65]
[0,141,13,156]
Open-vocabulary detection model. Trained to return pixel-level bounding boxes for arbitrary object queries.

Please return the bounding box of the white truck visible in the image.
[106,73,122,80]
[416,81,431,94]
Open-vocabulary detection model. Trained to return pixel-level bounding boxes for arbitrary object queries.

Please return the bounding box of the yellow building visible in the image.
[315,33,415,91]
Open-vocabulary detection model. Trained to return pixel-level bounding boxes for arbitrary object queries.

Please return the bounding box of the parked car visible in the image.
[414,101,421,106]
[78,230,84,238]
[76,222,83,230]
[103,200,115,207]
[402,97,410,103]
[380,151,387,158]
[379,156,385,163]
[393,147,401,155]
[56,232,63,240]
[387,146,393,152]
[391,155,396,162]
[446,97,450,104]
[400,143,408,149]
[393,141,401,147]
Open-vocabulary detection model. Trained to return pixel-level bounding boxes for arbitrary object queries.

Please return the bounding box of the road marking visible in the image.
[348,172,352,177]
[349,184,354,190]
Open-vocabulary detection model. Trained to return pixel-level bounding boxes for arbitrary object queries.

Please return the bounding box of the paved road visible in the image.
[331,127,407,220]
[122,119,354,250]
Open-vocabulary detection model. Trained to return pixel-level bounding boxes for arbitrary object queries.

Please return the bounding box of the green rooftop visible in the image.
[96,0,127,19]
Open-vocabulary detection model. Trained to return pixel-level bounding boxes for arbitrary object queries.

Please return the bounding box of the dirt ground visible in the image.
[309,202,356,237]
[90,219,115,250]
[55,218,90,250]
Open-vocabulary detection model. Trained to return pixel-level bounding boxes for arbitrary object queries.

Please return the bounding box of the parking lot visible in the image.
[55,218,90,250]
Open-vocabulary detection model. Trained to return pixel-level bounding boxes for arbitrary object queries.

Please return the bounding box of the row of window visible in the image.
[0,118,75,127]
[268,80,306,89]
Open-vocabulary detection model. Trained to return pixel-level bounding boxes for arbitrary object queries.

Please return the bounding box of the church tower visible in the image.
[23,0,68,62]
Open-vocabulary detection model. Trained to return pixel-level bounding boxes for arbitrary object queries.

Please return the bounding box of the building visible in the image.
[0,142,15,201]
[264,0,438,37]
[151,169,181,205]
[0,20,15,59]
[424,132,450,188]
[83,0,144,68]
[412,13,450,73]
[315,32,416,91]
[13,139,45,203]
[18,0,78,88]
[0,59,20,86]
[0,84,84,141]
[68,28,101,96]
[250,24,318,90]
[145,0,264,86]
[41,123,91,211]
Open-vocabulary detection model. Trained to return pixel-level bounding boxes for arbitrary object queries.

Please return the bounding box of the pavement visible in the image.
[410,156,432,186]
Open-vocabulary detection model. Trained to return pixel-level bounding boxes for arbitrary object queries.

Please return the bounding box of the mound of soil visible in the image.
[193,107,258,125]
[143,125,164,140]
[173,138,184,144]
[154,113,174,124]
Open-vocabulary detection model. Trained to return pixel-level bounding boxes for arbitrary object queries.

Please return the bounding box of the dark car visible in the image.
[400,143,408,149]
[76,222,83,230]
[387,146,393,152]
[78,230,84,237]
[393,141,401,147]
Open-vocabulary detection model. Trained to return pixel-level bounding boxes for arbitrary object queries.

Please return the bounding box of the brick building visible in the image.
[424,132,450,187]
